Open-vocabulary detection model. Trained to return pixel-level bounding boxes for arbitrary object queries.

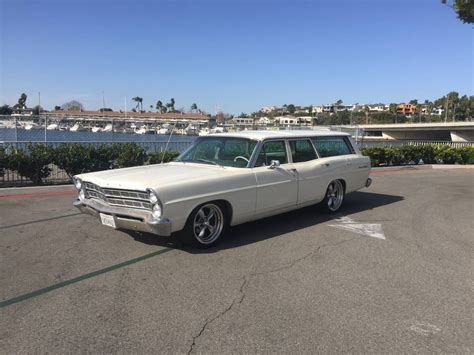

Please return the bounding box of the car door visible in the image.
[252,140,298,214]
[288,139,327,204]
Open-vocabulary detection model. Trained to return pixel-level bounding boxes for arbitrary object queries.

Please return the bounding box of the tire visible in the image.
[180,202,227,248]
[323,180,344,213]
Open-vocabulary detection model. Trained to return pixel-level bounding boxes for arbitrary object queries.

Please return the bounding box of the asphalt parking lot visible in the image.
[0,168,473,353]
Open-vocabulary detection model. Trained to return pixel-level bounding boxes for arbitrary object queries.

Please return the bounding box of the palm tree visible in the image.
[132,97,143,112]
[156,100,163,113]
[170,98,175,112]
[364,105,370,124]
[191,103,198,112]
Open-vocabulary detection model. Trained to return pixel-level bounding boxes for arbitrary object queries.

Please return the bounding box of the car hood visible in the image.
[75,162,231,190]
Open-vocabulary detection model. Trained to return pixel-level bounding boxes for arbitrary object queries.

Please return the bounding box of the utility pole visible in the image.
[40,92,47,143]
[444,97,449,123]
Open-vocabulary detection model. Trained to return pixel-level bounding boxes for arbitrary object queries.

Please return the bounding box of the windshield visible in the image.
[176,137,258,168]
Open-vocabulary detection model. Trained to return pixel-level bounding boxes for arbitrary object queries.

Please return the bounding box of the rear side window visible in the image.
[289,140,317,163]
[255,140,288,167]
[312,137,354,157]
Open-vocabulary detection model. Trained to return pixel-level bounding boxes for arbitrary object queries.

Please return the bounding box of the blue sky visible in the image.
[1,0,472,114]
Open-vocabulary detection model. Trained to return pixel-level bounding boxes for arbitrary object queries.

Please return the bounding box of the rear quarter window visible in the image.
[312,136,354,157]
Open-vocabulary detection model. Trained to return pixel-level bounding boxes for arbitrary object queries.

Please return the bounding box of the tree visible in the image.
[32,105,43,115]
[335,99,343,106]
[409,99,418,105]
[156,100,163,113]
[364,105,370,124]
[167,98,176,112]
[191,103,198,112]
[132,97,143,112]
[13,93,28,110]
[54,106,62,111]
[442,0,474,24]
[0,105,13,115]
[287,104,296,114]
[216,111,225,124]
[424,99,434,122]
[62,100,84,111]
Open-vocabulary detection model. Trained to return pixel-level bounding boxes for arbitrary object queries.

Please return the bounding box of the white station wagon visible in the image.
[74,131,371,247]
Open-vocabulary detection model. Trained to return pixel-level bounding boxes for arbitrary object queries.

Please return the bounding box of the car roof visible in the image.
[208,129,350,141]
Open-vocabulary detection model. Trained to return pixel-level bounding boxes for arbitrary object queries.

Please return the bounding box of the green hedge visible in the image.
[1,143,472,185]
[361,145,474,167]
[1,143,180,185]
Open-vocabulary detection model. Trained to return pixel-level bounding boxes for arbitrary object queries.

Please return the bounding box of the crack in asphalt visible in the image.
[187,236,357,353]
[187,277,248,354]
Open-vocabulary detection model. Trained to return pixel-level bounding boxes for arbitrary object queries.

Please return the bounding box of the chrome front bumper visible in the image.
[74,198,172,236]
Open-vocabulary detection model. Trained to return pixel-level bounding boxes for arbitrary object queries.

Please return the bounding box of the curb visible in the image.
[371,164,474,173]
[0,184,75,197]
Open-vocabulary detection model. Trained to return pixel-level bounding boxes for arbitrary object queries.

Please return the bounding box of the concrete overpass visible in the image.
[357,122,474,142]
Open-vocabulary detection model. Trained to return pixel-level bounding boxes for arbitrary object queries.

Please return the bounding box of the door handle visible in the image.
[323,163,330,167]
[288,168,297,173]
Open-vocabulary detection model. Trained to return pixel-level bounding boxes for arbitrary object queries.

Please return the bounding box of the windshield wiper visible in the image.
[195,159,219,166]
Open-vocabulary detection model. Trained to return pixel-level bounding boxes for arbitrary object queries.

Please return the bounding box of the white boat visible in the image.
[47,123,59,130]
[102,123,113,132]
[136,125,148,134]
[91,125,103,133]
[69,123,88,132]
[157,123,172,135]
[185,124,199,136]
[198,127,210,136]
[21,121,39,130]
[0,120,15,129]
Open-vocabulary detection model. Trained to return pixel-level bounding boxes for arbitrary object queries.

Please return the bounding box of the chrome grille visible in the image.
[84,182,152,210]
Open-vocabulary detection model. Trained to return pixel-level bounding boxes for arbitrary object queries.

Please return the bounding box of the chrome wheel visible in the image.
[193,203,224,245]
[326,180,344,212]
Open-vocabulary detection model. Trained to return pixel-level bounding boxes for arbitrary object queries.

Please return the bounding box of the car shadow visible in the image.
[126,191,403,253]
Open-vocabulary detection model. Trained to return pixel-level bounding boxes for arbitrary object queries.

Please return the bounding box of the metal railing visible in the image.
[1,115,473,187]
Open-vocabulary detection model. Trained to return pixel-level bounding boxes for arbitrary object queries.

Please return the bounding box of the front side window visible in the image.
[255,140,288,167]
[312,136,354,157]
[289,140,317,163]
[176,137,257,167]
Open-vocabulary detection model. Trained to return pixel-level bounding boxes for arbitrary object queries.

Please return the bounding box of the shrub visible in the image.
[8,144,53,185]
[361,144,472,167]
[417,145,437,164]
[0,146,8,176]
[51,144,92,179]
[360,147,388,167]
[110,142,147,168]
[147,151,180,164]
[434,146,462,164]
[458,146,474,164]
[89,144,114,172]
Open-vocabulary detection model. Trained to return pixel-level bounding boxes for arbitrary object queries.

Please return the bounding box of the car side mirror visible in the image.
[268,160,280,169]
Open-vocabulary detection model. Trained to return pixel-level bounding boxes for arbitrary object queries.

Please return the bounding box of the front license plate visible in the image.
[100,213,116,228]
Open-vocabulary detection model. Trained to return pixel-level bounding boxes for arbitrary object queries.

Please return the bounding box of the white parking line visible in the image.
[328,216,386,240]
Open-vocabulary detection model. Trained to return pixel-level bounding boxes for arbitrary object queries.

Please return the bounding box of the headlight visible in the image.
[152,203,162,218]
[73,177,82,190]
[79,188,85,201]
[148,189,158,204]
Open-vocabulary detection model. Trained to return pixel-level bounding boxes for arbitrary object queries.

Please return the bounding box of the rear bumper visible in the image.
[74,198,172,236]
